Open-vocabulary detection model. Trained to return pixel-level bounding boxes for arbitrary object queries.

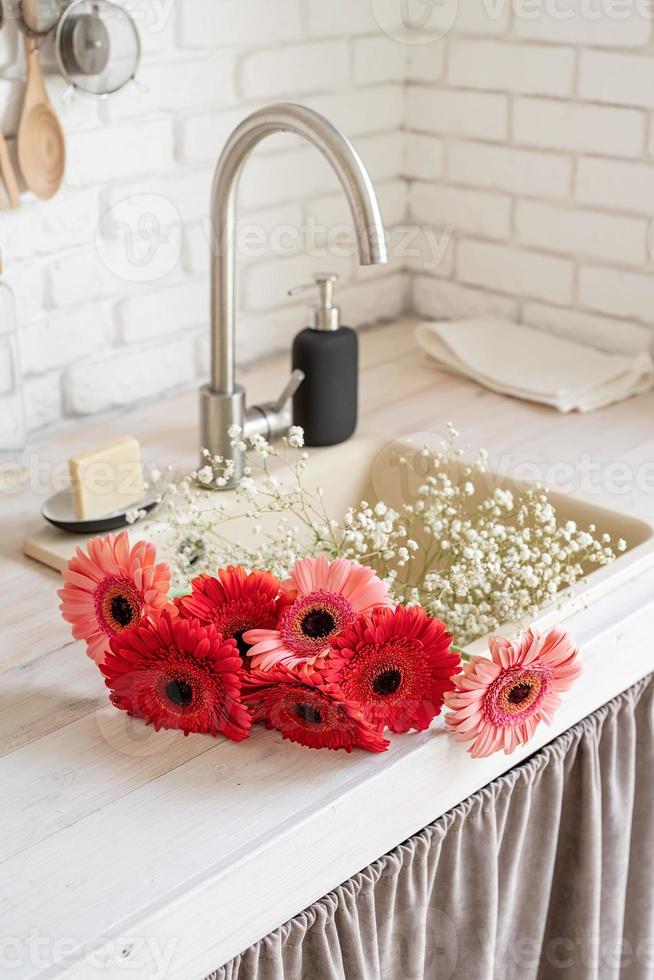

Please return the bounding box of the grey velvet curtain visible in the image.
[209,676,654,980]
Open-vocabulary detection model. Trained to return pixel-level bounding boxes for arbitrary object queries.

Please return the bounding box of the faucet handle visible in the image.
[245,369,305,443]
[273,368,305,413]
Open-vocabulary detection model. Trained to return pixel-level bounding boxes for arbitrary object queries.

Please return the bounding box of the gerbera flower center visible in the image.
[212,608,258,657]
[280,589,356,657]
[293,701,324,725]
[233,631,249,658]
[149,658,214,720]
[301,609,335,639]
[165,679,194,708]
[208,598,278,659]
[96,576,144,637]
[372,668,403,696]
[508,682,533,705]
[111,595,135,628]
[484,666,552,727]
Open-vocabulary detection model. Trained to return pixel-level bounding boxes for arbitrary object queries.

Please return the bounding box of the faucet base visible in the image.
[199,383,245,488]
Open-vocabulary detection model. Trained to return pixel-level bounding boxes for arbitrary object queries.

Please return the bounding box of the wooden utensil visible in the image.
[20,0,38,32]
[0,130,20,207]
[17,34,65,200]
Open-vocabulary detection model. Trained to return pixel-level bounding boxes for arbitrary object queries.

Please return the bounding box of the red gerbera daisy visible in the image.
[101,611,251,741]
[243,667,389,753]
[324,606,460,734]
[175,565,291,661]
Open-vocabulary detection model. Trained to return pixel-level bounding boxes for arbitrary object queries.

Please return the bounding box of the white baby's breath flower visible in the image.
[197,465,214,485]
[287,426,305,448]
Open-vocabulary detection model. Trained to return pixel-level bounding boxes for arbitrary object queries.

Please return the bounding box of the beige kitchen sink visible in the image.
[24,436,654,651]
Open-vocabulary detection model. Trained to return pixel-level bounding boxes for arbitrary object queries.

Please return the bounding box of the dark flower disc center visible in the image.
[301,608,335,639]
[372,668,403,696]
[111,594,135,628]
[294,701,323,725]
[508,682,533,705]
[165,679,194,708]
[233,630,251,659]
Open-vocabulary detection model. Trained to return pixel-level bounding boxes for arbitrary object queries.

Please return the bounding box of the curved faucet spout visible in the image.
[210,103,387,394]
[201,102,388,486]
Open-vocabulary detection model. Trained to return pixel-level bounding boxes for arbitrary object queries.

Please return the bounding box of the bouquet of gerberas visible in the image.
[59,535,582,758]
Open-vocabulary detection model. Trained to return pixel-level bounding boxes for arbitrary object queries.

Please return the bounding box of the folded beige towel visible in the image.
[416,318,654,413]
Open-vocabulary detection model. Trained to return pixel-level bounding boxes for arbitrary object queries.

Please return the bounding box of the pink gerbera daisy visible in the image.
[444,626,581,758]
[325,605,460,733]
[175,565,292,660]
[243,555,392,671]
[58,531,171,665]
[243,666,389,753]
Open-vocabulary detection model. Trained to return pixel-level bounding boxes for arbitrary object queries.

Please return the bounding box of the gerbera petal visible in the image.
[538,627,579,668]
[326,558,352,595]
[285,555,323,595]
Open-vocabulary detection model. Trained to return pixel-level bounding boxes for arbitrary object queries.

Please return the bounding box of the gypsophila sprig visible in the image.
[348,429,618,644]
[136,426,618,643]
[138,428,341,592]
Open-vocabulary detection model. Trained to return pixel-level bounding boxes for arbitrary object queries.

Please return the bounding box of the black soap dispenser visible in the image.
[290,272,358,447]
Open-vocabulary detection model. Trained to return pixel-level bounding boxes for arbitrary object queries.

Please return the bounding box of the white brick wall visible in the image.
[0,1,410,432]
[448,40,575,97]
[406,8,654,351]
[5,1,654,436]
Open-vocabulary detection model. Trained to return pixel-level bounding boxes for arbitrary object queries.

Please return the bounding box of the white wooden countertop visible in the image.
[3,319,654,980]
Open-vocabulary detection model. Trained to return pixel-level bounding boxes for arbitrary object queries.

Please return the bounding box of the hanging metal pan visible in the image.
[54,0,141,98]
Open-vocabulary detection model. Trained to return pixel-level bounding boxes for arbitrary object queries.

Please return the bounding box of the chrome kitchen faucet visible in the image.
[200,102,388,488]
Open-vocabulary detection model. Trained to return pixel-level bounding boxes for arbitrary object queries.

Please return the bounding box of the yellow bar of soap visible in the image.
[69,437,144,520]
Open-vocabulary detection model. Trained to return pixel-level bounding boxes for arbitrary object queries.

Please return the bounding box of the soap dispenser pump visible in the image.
[289,272,358,447]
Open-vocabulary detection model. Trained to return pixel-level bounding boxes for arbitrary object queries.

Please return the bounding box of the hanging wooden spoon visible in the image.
[0,131,20,207]
[17,34,65,200]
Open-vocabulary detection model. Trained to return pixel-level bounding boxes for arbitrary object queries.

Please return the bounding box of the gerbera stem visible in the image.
[451,644,471,662]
